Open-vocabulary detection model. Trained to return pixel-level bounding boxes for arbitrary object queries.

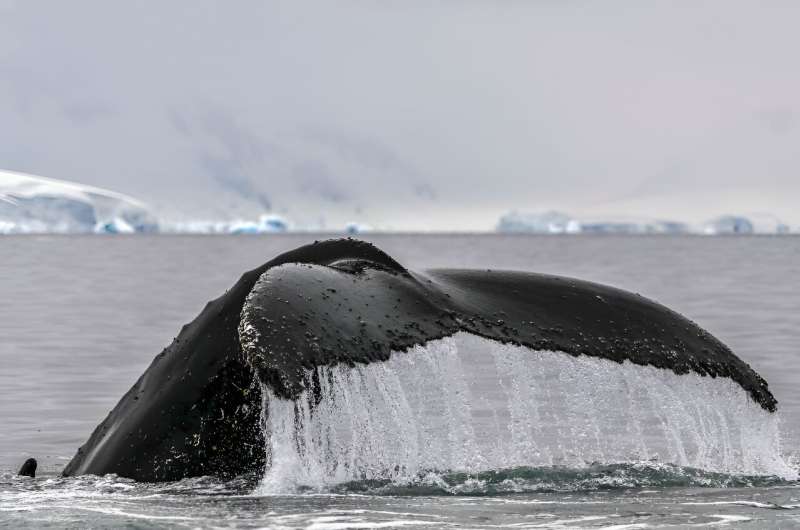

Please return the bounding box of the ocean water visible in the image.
[1,234,800,528]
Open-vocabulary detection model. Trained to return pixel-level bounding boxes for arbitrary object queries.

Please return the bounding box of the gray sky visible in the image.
[1,1,799,230]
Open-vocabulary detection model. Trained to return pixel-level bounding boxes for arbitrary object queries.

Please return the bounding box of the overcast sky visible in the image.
[1,1,799,230]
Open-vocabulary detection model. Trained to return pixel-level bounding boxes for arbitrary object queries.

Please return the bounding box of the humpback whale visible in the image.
[62,239,777,482]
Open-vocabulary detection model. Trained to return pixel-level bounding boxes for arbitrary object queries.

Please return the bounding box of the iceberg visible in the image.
[228,220,261,235]
[497,210,690,235]
[258,214,289,233]
[160,215,291,235]
[94,218,136,234]
[344,222,373,235]
[0,169,158,234]
[159,220,231,234]
[647,220,691,234]
[744,213,792,234]
[703,216,754,235]
[577,221,643,234]
[577,219,689,234]
[227,214,289,235]
[496,210,574,233]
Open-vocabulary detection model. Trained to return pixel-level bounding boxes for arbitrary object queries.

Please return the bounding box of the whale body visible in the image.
[62,239,776,482]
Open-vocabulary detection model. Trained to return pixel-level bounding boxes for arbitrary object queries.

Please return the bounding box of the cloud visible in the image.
[1,1,799,229]
[291,160,347,204]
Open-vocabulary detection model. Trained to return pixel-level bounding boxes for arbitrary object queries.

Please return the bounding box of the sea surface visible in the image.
[1,234,800,528]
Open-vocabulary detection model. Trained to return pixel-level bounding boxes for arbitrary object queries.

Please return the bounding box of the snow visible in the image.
[0,169,158,234]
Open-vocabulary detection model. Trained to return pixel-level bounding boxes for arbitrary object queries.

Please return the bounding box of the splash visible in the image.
[256,332,795,493]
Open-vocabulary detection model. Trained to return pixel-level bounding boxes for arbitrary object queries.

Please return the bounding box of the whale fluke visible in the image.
[62,239,777,482]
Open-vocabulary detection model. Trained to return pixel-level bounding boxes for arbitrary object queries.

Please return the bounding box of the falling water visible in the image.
[256,332,795,493]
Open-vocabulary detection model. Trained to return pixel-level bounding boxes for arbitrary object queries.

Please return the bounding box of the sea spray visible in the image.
[255,332,795,493]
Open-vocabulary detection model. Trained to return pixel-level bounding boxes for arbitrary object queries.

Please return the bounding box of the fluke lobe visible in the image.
[62,239,776,482]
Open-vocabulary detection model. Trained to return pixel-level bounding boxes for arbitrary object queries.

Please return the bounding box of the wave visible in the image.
[328,463,792,495]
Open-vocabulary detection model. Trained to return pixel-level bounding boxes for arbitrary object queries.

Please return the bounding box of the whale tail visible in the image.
[61,239,783,484]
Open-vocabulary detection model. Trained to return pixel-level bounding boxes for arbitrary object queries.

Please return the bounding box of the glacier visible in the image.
[0,169,158,234]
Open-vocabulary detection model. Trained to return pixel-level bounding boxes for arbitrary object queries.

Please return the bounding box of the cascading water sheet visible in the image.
[258,332,794,493]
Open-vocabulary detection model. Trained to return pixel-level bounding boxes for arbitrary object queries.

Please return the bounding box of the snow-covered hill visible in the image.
[0,170,158,234]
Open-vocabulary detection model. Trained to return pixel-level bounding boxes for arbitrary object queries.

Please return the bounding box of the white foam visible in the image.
[256,332,795,493]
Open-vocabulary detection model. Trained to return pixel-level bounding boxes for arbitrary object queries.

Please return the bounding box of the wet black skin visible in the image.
[62,239,776,482]
[18,458,36,478]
